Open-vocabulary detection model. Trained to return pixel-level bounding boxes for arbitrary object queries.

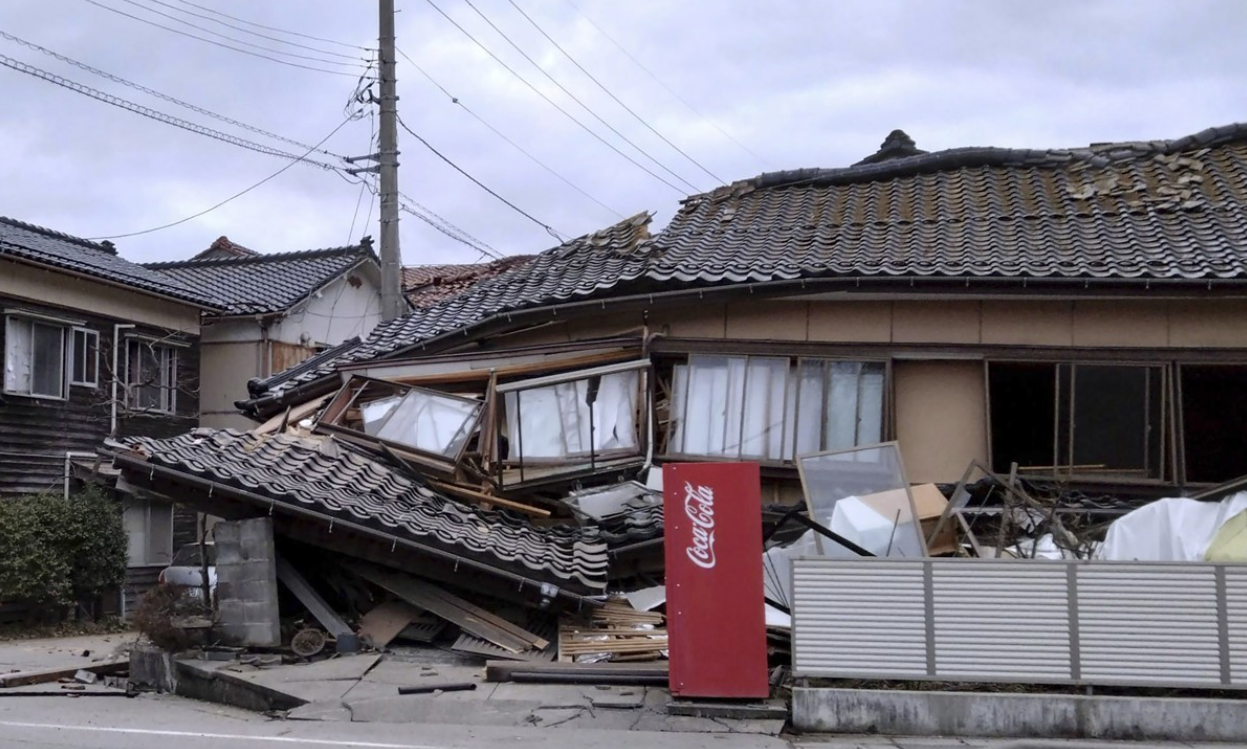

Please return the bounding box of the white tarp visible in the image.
[1097,492,1247,562]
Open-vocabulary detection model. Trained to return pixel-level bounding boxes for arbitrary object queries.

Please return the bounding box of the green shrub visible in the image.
[0,485,128,610]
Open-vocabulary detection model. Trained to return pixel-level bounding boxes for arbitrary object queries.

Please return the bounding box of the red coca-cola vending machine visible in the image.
[663,462,769,699]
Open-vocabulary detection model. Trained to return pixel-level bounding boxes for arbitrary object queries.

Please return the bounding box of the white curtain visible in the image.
[506,370,640,460]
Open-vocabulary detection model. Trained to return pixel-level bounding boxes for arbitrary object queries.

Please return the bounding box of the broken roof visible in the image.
[403,255,535,309]
[245,122,1247,411]
[118,428,609,592]
[0,216,218,307]
[145,240,378,316]
[245,212,652,409]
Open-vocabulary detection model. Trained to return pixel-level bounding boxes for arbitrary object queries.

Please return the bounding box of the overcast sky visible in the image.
[2,0,1245,267]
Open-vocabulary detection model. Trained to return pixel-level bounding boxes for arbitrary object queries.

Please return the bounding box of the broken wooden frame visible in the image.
[316,375,485,474]
[491,359,651,489]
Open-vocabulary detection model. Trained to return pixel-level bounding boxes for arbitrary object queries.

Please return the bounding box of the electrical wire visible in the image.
[87,117,354,240]
[398,114,566,241]
[347,110,377,244]
[423,0,685,195]
[460,0,702,193]
[112,0,365,67]
[565,0,773,170]
[0,53,346,169]
[505,0,723,185]
[397,46,623,220]
[173,0,367,51]
[140,0,365,61]
[0,30,347,159]
[81,0,362,77]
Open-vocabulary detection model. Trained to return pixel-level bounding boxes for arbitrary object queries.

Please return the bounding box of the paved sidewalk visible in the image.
[0,632,137,673]
[181,650,787,734]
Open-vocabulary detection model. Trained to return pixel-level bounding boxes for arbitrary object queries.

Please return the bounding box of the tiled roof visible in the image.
[120,429,609,592]
[191,236,261,261]
[146,242,377,315]
[403,256,535,309]
[645,122,1247,284]
[597,502,663,547]
[0,217,217,307]
[246,213,652,405]
[246,122,1247,409]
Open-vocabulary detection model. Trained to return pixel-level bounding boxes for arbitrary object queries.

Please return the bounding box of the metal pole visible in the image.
[378,0,403,322]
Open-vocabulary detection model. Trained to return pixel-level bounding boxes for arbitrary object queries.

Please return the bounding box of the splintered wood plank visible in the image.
[357,601,422,649]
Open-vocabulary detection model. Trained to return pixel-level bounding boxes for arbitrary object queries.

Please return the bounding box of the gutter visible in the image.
[242,271,1247,417]
[110,451,602,607]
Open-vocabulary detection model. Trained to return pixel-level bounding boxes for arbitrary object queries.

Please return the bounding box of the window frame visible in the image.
[70,327,100,388]
[2,313,72,400]
[124,336,179,415]
[985,358,1172,484]
[663,353,890,465]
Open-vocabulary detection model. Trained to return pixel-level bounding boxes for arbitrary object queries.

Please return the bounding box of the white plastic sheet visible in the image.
[1096,492,1247,562]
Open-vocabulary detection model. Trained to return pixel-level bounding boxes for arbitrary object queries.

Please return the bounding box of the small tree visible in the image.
[0,485,128,619]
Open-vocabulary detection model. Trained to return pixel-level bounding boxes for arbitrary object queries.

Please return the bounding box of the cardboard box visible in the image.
[855,484,958,556]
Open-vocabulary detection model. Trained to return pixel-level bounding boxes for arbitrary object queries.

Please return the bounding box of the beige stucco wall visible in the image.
[498,296,1247,352]
[0,258,202,332]
[894,360,988,483]
[199,340,261,425]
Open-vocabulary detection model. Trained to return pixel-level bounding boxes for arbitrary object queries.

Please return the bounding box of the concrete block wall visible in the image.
[213,517,281,647]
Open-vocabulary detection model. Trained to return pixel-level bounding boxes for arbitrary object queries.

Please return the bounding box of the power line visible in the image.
[397,46,623,220]
[173,0,367,51]
[423,0,685,195]
[81,0,362,77]
[0,30,346,159]
[565,0,773,170]
[398,114,566,241]
[88,118,353,240]
[505,0,723,185]
[113,0,365,67]
[460,0,702,193]
[140,0,364,61]
[0,53,346,169]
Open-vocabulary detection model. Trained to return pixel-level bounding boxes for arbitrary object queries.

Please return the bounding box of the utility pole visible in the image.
[377,0,403,321]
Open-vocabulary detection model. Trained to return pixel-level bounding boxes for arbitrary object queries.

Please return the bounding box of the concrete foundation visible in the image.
[792,687,1247,742]
[128,643,178,692]
[213,517,280,647]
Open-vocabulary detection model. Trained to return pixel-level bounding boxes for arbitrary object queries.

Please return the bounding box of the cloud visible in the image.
[1,0,1243,267]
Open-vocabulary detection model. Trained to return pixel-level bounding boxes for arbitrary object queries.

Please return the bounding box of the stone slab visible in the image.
[286,701,353,722]
[793,687,1247,742]
[667,698,788,719]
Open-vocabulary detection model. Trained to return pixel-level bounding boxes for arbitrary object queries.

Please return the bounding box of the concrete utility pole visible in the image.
[377,0,403,322]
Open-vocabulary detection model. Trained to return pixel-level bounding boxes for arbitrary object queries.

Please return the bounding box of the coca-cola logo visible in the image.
[684,481,716,570]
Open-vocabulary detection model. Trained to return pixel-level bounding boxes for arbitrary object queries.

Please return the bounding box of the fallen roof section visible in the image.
[114,428,609,594]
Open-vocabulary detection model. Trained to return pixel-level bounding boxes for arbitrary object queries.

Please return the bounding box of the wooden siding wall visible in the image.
[0,297,200,496]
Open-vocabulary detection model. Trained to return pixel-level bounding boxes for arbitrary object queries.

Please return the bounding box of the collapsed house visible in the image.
[102,122,1247,662]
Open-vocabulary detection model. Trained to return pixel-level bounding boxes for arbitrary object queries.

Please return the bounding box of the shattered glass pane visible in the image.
[360,395,402,436]
[505,370,640,460]
[797,443,926,558]
[373,389,481,458]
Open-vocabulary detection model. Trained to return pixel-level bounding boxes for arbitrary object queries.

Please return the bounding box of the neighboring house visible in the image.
[237,122,1247,499]
[0,216,220,608]
[146,236,384,430]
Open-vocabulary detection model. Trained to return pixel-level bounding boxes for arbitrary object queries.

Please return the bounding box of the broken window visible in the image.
[988,361,1165,480]
[498,361,645,464]
[317,376,484,468]
[1181,365,1247,483]
[668,355,885,462]
[797,442,926,557]
[4,315,68,399]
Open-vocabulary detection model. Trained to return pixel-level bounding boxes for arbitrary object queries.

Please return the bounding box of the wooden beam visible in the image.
[0,659,128,688]
[429,480,550,518]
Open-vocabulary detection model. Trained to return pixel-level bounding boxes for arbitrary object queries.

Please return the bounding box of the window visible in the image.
[503,369,642,462]
[988,362,1165,480]
[668,355,885,462]
[70,328,99,387]
[1181,365,1247,483]
[3,316,67,399]
[123,497,173,567]
[125,338,177,413]
[363,388,481,458]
